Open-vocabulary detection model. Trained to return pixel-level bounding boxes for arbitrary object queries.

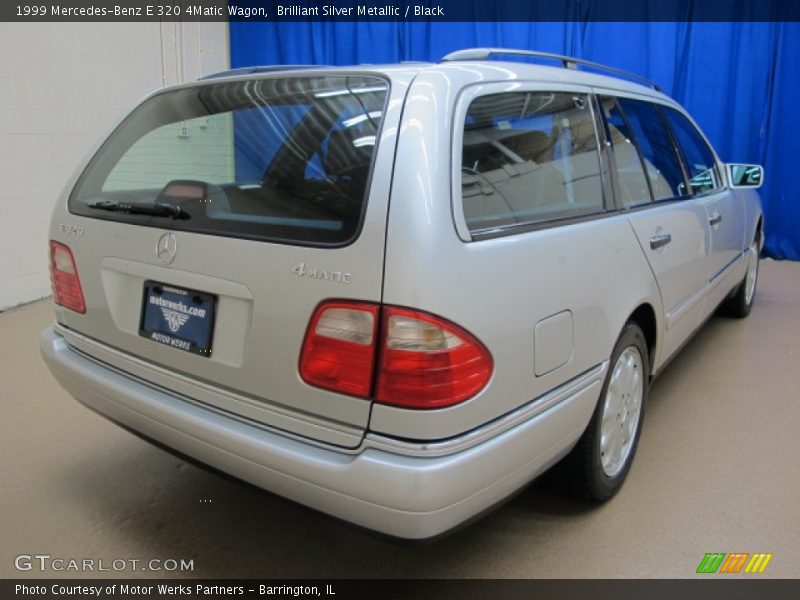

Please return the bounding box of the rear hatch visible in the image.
[50,73,402,448]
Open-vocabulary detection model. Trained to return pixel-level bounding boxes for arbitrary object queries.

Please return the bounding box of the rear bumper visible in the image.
[41,326,600,539]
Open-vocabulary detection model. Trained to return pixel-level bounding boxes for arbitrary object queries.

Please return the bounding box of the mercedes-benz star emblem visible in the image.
[156,232,178,265]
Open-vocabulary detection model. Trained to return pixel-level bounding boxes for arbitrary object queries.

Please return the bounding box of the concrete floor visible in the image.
[1,260,798,579]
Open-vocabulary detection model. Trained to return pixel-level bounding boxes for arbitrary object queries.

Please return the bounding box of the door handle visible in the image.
[649,232,672,250]
[709,212,722,227]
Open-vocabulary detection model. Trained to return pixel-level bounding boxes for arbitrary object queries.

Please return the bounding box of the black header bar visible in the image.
[4,579,800,600]
[3,1,800,23]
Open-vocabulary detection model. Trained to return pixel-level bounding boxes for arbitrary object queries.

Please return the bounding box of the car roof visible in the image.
[192,49,673,104]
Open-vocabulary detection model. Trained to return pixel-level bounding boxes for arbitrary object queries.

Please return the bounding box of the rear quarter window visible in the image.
[69,76,389,246]
[460,91,605,235]
[598,96,652,207]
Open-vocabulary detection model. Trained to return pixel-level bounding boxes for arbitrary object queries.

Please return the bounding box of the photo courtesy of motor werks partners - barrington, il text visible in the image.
[14,583,334,597]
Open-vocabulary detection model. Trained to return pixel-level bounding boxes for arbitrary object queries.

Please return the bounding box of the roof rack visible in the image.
[441,48,662,92]
[199,65,321,81]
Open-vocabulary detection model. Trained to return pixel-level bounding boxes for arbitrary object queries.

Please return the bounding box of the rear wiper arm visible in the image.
[88,200,187,219]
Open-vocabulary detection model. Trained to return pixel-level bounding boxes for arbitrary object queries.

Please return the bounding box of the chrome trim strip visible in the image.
[63,340,372,456]
[708,249,746,290]
[667,249,746,329]
[665,281,707,331]
[54,324,363,449]
[55,324,606,460]
[365,362,608,457]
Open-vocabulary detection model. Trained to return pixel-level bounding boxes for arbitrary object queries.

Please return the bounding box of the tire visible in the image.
[563,322,650,501]
[719,234,760,319]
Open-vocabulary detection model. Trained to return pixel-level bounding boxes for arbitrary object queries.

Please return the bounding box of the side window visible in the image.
[662,107,722,195]
[598,96,651,207]
[461,91,604,233]
[617,98,687,201]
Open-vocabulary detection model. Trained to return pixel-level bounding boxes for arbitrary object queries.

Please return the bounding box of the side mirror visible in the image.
[727,164,764,189]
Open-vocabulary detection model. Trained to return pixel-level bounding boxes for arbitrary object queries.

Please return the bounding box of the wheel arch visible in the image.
[627,303,657,376]
[755,215,764,250]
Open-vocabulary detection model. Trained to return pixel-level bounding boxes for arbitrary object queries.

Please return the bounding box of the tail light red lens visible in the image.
[300,302,493,408]
[299,301,380,398]
[375,307,493,409]
[49,241,86,314]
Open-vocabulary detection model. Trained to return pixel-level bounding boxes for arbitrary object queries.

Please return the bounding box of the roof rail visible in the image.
[199,65,321,81]
[441,48,662,92]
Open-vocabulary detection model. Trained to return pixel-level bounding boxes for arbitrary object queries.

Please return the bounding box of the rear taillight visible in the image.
[299,301,493,409]
[375,307,493,409]
[49,241,86,314]
[299,301,380,398]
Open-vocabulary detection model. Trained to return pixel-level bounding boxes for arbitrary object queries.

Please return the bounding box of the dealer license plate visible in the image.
[139,281,215,356]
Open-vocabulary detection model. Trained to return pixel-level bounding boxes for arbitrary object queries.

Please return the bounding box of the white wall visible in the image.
[104,113,236,191]
[0,22,230,311]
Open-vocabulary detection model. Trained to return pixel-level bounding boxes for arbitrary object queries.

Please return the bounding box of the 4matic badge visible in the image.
[291,262,351,284]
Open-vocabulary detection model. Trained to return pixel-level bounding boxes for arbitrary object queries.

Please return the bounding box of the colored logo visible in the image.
[696,552,773,574]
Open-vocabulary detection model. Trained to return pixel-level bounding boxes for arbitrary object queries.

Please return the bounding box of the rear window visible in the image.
[461,91,604,234]
[69,76,389,246]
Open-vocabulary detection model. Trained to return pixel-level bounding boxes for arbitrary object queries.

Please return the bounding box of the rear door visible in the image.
[659,106,746,309]
[598,95,710,362]
[52,73,408,448]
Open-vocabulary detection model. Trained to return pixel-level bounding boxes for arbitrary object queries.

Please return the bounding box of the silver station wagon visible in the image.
[41,48,764,539]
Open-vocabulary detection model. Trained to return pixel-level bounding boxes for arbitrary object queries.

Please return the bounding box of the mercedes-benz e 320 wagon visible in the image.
[41,49,764,539]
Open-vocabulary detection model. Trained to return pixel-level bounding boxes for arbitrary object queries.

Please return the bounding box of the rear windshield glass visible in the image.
[69,76,389,246]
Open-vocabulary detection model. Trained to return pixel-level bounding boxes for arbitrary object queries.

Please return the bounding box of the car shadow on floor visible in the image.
[53,422,603,578]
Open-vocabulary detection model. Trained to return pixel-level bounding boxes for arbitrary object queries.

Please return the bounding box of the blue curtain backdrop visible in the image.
[229,21,800,260]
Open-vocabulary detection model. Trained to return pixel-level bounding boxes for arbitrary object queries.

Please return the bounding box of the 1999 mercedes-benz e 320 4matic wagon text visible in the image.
[41,48,764,539]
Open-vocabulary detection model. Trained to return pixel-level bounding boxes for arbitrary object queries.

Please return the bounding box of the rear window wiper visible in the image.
[88,200,188,219]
